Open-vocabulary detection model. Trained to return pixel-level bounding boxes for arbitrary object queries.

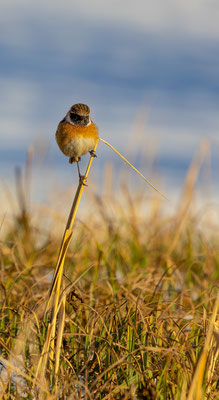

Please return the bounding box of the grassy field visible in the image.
[0,157,218,399]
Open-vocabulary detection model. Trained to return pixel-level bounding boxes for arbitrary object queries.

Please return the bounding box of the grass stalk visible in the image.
[99,137,168,200]
[35,141,98,382]
[187,294,219,400]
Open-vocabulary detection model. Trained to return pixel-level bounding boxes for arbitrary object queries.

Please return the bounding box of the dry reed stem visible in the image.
[35,142,98,383]
[187,294,219,400]
[54,295,66,390]
[38,135,165,383]
[206,315,219,393]
[99,137,168,200]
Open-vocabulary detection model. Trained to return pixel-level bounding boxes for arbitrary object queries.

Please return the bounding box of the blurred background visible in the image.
[0,0,219,208]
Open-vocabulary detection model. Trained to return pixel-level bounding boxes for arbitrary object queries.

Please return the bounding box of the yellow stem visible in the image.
[36,141,98,381]
[99,137,168,200]
[45,141,98,316]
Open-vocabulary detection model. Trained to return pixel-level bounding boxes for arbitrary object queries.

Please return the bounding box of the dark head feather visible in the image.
[70,104,90,116]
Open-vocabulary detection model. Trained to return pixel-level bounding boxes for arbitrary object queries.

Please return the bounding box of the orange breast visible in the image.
[56,121,99,156]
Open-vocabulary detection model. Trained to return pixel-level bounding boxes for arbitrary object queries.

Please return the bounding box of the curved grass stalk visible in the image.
[36,136,166,386]
[98,137,168,200]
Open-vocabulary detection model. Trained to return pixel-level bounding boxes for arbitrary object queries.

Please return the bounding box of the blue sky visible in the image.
[1,0,219,201]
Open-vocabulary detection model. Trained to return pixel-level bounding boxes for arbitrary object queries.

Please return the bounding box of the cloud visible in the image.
[1,0,219,48]
[75,0,219,40]
[0,0,218,195]
[0,78,41,146]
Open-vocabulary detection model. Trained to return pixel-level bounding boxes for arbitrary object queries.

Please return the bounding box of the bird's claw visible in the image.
[79,175,88,186]
[69,157,75,164]
[90,150,97,158]
[69,156,81,164]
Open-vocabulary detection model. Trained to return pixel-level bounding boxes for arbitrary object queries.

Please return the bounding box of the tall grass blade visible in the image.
[99,137,168,199]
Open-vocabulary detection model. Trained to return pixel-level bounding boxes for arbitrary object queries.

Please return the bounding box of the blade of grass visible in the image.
[99,137,168,200]
[187,294,219,400]
[54,295,66,383]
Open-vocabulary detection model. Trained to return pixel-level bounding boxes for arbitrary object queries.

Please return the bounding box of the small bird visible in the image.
[56,103,98,178]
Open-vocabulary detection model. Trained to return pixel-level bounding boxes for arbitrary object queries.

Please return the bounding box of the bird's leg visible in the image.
[69,157,75,164]
[69,156,81,164]
[89,150,97,158]
[77,161,87,186]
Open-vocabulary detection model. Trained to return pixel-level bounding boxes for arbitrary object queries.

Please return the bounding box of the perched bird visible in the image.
[56,103,98,178]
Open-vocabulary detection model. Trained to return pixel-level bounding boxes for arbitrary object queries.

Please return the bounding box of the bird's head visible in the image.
[67,103,91,126]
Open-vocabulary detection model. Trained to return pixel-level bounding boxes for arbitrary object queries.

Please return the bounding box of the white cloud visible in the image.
[0,78,41,146]
[1,0,219,45]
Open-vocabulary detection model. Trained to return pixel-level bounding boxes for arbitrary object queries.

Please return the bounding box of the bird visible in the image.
[56,103,98,179]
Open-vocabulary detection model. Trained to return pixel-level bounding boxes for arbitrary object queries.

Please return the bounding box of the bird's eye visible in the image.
[70,112,83,122]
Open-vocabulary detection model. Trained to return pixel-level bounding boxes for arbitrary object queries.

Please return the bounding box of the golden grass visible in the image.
[34,137,167,392]
[0,143,218,399]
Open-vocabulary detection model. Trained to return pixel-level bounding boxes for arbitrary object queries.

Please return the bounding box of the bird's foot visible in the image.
[69,157,75,164]
[89,150,97,158]
[79,175,88,186]
[76,161,88,186]
[69,156,81,164]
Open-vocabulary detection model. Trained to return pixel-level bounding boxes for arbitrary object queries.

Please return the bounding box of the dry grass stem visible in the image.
[36,142,98,383]
[0,142,218,398]
[99,137,168,200]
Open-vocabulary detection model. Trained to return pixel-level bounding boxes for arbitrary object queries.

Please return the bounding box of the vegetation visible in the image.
[0,153,218,399]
